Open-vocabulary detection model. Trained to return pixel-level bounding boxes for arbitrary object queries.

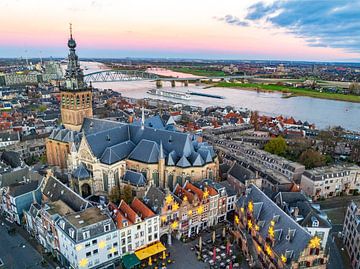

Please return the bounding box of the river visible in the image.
[81,61,360,131]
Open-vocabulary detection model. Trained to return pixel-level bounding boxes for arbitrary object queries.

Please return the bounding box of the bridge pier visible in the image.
[156,80,163,88]
[184,80,189,87]
[171,80,176,87]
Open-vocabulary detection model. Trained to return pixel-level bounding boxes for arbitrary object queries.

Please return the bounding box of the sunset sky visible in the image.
[1,0,360,61]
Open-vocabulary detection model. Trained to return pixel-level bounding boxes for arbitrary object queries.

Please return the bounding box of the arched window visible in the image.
[103,171,109,192]
[176,176,182,186]
[152,170,159,187]
[167,174,174,190]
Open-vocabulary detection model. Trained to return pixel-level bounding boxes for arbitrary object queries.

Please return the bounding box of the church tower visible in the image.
[61,24,93,131]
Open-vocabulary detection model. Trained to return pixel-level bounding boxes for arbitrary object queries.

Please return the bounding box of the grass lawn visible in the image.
[171,67,227,77]
[214,82,360,103]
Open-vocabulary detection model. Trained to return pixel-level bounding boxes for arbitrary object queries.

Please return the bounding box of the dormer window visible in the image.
[83,231,90,239]
[69,228,75,238]
[312,220,319,227]
[104,224,110,232]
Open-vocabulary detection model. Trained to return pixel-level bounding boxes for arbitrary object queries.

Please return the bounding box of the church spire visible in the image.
[64,24,86,91]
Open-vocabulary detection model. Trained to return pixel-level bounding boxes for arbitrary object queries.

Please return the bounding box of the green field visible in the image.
[171,67,227,77]
[215,82,360,103]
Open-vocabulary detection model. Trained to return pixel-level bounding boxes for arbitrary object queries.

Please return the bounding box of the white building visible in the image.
[300,164,360,200]
[56,207,121,269]
[109,198,160,255]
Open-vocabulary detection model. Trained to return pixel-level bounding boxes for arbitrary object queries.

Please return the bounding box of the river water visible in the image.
[81,62,360,131]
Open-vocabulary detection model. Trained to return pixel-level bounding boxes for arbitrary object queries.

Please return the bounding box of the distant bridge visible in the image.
[83,69,254,88]
[83,70,159,83]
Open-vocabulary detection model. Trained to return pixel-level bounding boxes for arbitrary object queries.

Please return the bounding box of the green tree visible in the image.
[264,136,287,156]
[299,149,326,169]
[109,186,121,204]
[123,185,133,204]
[38,105,47,113]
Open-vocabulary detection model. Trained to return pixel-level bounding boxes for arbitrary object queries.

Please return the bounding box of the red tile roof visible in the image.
[131,198,155,219]
[119,200,138,224]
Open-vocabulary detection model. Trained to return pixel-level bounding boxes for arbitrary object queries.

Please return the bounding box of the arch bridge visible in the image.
[83,70,159,83]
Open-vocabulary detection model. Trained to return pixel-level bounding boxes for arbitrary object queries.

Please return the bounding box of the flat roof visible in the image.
[65,207,110,229]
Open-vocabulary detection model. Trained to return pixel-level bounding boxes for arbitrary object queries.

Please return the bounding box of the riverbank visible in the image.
[214,82,360,103]
[170,67,227,77]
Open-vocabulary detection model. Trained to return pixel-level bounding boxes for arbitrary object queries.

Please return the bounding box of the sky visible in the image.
[1,0,360,62]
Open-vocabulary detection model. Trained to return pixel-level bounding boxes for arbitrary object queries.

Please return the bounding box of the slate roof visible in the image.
[237,184,313,262]
[143,185,166,214]
[100,140,135,164]
[48,128,82,144]
[1,151,22,168]
[228,162,256,184]
[0,167,42,189]
[72,163,91,180]
[133,115,165,129]
[79,117,215,168]
[8,180,40,197]
[122,170,147,186]
[275,192,332,229]
[219,180,237,197]
[128,139,160,164]
[81,117,124,135]
[42,176,91,212]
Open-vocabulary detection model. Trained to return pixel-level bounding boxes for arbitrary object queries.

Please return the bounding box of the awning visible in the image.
[135,242,166,260]
[122,253,141,269]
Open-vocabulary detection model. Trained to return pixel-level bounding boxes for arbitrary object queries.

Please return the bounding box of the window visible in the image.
[148,235,152,242]
[113,242,118,247]
[92,239,97,245]
[114,251,119,256]
[86,252,91,257]
[93,249,98,255]
[85,242,91,248]
[107,253,112,259]
[104,224,110,232]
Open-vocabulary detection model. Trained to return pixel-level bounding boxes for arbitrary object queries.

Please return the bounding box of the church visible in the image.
[46,28,219,198]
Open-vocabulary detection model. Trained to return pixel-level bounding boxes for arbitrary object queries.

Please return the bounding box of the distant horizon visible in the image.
[1,0,360,63]
[2,55,360,65]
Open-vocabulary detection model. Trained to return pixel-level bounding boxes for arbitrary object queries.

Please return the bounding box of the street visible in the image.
[0,221,53,269]
[166,226,250,269]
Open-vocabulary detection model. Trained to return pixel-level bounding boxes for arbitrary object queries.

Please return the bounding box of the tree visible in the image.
[299,149,326,169]
[349,82,360,95]
[350,142,360,165]
[317,129,336,155]
[38,105,47,113]
[264,136,287,156]
[109,186,121,204]
[123,185,133,204]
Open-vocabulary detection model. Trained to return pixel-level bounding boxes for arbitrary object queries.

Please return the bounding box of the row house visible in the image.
[173,181,213,238]
[300,164,360,200]
[108,198,160,255]
[24,175,92,262]
[1,180,41,224]
[143,186,180,244]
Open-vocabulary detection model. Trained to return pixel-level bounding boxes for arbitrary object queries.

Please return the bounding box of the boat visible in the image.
[147,88,191,100]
